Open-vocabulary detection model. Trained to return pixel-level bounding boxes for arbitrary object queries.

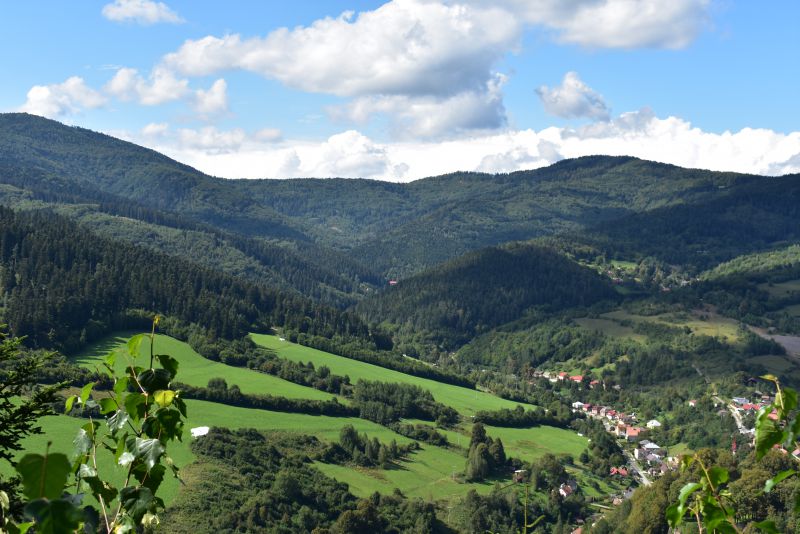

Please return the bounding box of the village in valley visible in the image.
[535,369,779,492]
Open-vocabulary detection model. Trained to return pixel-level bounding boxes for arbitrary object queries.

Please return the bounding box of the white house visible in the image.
[646,419,662,429]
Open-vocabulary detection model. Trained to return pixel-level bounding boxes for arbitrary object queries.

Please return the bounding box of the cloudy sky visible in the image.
[3,1,799,180]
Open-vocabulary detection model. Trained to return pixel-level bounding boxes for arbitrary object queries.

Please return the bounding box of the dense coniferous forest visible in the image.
[356,242,617,349]
[0,206,372,352]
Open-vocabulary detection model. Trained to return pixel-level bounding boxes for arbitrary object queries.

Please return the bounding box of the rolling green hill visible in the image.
[251,333,534,415]
[355,241,617,349]
[0,113,778,282]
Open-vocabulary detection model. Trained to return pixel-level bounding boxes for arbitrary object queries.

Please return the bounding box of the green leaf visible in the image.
[99,397,117,415]
[781,387,798,412]
[119,486,155,522]
[134,438,165,471]
[755,407,785,459]
[707,466,729,488]
[79,382,95,405]
[113,376,130,395]
[677,482,702,507]
[138,369,172,394]
[153,390,175,407]
[22,499,84,534]
[64,395,77,414]
[83,476,117,505]
[73,429,93,457]
[104,350,117,368]
[124,393,146,423]
[156,354,179,378]
[754,520,781,534]
[173,396,187,418]
[118,452,135,468]
[765,469,796,492]
[77,463,97,479]
[142,408,183,441]
[133,463,166,494]
[16,453,71,500]
[679,455,695,471]
[81,420,100,436]
[761,374,779,383]
[665,503,683,527]
[127,334,145,359]
[108,409,129,433]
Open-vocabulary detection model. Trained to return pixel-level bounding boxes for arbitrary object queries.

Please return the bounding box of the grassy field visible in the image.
[6,332,596,507]
[758,279,800,298]
[316,445,496,501]
[251,334,535,415]
[782,304,800,317]
[601,309,741,342]
[486,425,587,461]
[1,399,418,505]
[317,426,591,501]
[750,354,796,374]
[400,420,588,463]
[72,333,336,401]
[574,317,645,342]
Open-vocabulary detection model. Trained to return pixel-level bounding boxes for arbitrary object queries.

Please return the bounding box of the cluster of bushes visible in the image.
[473,403,575,429]
[389,422,448,447]
[465,423,509,482]
[177,378,358,418]
[352,381,459,426]
[294,333,476,388]
[319,425,417,469]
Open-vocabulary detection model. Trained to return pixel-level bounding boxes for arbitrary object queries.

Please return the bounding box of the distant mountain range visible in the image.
[2,112,799,352]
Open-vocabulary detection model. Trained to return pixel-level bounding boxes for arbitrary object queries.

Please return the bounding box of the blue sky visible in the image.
[2,1,799,180]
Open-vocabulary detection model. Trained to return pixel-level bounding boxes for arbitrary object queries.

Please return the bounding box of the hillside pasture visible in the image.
[601,309,741,342]
[316,445,495,501]
[72,333,336,401]
[758,279,800,298]
[781,304,800,317]
[574,317,645,342]
[2,400,418,505]
[250,333,535,415]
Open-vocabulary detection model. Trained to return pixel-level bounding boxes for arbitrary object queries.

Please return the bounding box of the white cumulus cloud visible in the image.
[132,110,800,182]
[536,71,610,120]
[19,76,107,118]
[104,67,189,105]
[331,74,507,139]
[102,0,183,25]
[162,1,519,99]
[193,78,228,116]
[468,0,711,49]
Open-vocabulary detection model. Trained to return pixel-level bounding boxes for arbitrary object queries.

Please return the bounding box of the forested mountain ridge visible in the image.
[0,122,383,306]
[0,113,777,280]
[0,206,374,352]
[551,171,800,272]
[356,242,617,350]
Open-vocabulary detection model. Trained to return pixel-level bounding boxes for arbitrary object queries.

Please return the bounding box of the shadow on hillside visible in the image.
[70,331,137,365]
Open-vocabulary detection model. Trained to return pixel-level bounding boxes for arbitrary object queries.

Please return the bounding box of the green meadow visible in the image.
[2,400,418,505]
[316,445,495,500]
[574,317,646,342]
[486,425,587,461]
[758,279,800,298]
[4,332,593,506]
[72,333,335,401]
[599,309,741,342]
[250,333,535,415]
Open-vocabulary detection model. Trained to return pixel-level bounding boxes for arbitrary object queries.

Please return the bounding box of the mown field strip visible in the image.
[73,333,335,401]
[251,333,536,415]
